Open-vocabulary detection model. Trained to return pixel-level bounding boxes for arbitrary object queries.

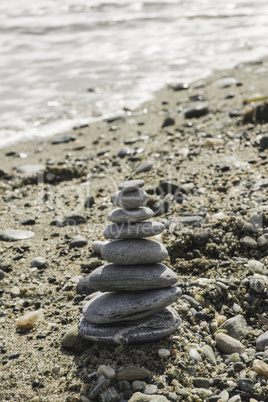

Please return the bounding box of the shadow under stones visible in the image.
[61,334,180,401]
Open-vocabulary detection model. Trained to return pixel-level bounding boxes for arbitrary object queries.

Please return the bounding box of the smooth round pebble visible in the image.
[30,257,47,269]
[215,333,245,354]
[0,269,5,280]
[70,237,88,248]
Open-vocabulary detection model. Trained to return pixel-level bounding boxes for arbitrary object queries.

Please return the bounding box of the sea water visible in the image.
[1,0,268,148]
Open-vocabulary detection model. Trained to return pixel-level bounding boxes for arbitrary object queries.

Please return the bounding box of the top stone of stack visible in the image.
[117,179,145,192]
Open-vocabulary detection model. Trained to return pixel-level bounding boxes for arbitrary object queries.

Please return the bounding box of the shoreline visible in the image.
[0,58,268,401]
[0,55,266,153]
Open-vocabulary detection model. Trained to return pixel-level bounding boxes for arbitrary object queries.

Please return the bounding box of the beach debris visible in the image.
[17,309,44,329]
[78,180,181,344]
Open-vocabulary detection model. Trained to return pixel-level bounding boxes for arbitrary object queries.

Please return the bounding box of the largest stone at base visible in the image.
[78,306,180,345]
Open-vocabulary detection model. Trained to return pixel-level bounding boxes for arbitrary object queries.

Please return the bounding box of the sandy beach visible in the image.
[0,59,268,402]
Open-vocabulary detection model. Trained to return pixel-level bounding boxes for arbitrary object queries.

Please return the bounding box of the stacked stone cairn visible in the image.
[78,180,181,344]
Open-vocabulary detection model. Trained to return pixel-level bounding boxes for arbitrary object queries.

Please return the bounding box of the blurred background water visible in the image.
[1,0,268,148]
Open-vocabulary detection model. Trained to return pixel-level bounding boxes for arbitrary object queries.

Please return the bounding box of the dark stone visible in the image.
[184,102,209,119]
[8,351,20,359]
[216,166,230,172]
[243,102,268,124]
[156,181,187,197]
[152,200,170,216]
[78,306,181,344]
[76,276,97,295]
[260,135,268,150]
[229,109,243,117]
[189,94,206,102]
[20,218,36,225]
[61,214,86,226]
[51,135,76,144]
[162,117,175,129]
[69,237,88,248]
[169,82,189,91]
[84,196,95,208]
[117,147,132,158]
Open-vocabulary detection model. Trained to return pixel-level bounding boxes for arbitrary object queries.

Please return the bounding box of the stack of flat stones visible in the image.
[78,180,181,344]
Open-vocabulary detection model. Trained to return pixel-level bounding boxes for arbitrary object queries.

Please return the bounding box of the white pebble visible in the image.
[211,211,226,221]
[180,303,190,312]
[248,259,265,274]
[219,389,229,402]
[233,303,241,313]
[257,234,268,247]
[158,349,171,358]
[189,307,197,316]
[189,348,202,362]
[97,365,116,380]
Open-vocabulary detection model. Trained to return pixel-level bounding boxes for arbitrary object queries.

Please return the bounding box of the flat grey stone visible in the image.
[108,207,153,223]
[0,269,5,280]
[215,333,245,355]
[69,237,88,248]
[78,306,180,345]
[112,189,148,210]
[88,263,178,292]
[92,240,108,255]
[103,221,164,240]
[219,315,249,341]
[76,276,98,295]
[30,257,47,269]
[0,229,35,241]
[135,160,153,174]
[82,286,180,324]
[15,164,45,174]
[101,239,168,265]
[256,330,268,351]
[118,180,145,192]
